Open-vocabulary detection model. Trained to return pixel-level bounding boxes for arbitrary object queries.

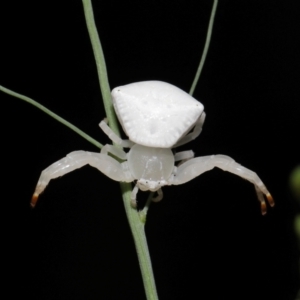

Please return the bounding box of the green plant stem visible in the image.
[82,0,120,136]
[120,186,158,299]
[0,84,102,149]
[82,1,159,299]
[189,0,218,96]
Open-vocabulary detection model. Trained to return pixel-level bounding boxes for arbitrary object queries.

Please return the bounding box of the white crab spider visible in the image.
[31,81,274,214]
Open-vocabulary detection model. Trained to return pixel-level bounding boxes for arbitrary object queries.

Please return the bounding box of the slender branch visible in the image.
[0,84,102,149]
[82,1,159,299]
[120,186,158,300]
[189,0,218,96]
[82,0,120,136]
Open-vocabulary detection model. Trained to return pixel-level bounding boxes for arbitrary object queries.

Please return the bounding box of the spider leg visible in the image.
[130,184,139,207]
[174,150,194,162]
[31,150,133,207]
[172,154,274,215]
[173,111,206,148]
[99,120,134,148]
[101,144,127,160]
[152,188,163,202]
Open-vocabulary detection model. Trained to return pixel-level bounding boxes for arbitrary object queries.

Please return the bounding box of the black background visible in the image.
[1,0,299,299]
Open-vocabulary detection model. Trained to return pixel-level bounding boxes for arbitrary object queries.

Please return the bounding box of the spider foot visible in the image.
[31,183,46,208]
[266,193,275,207]
[260,201,267,215]
[259,193,274,215]
[255,186,274,215]
[31,193,39,208]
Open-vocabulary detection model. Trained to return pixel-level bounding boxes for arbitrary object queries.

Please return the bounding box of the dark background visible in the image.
[1,0,299,299]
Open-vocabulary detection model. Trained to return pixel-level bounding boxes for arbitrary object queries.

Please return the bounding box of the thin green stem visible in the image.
[189,0,218,96]
[82,0,120,136]
[82,1,159,299]
[120,186,158,300]
[0,84,102,149]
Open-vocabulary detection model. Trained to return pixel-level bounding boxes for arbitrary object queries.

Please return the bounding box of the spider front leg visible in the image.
[99,120,134,148]
[174,150,195,166]
[31,150,134,207]
[172,154,274,215]
[173,111,206,148]
[131,185,163,208]
[151,188,163,202]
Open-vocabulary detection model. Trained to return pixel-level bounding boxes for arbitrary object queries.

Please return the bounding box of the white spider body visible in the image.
[32,81,274,214]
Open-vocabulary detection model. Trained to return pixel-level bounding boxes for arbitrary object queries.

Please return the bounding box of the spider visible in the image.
[31,81,274,214]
